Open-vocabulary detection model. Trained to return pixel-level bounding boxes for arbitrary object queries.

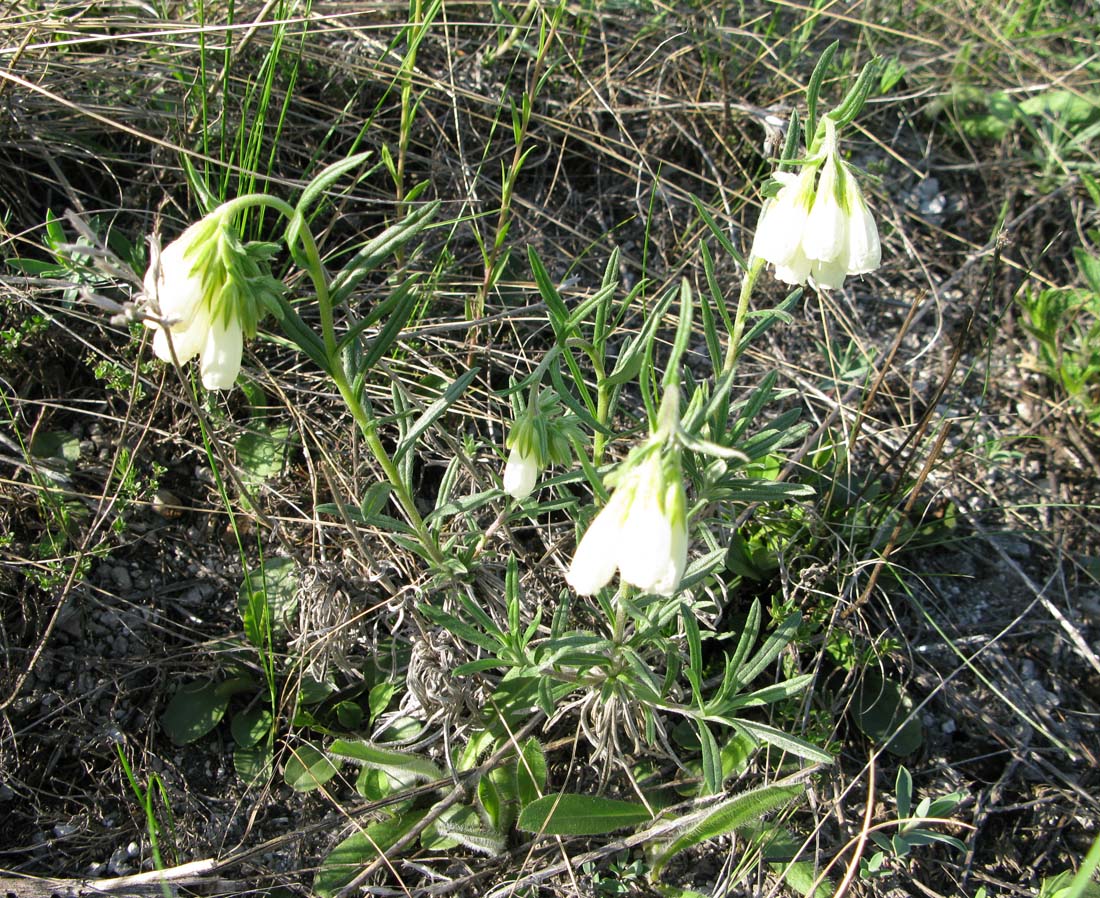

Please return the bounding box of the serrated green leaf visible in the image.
[518,794,652,836]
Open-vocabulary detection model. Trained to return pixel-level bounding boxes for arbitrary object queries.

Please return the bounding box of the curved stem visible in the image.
[214,193,446,568]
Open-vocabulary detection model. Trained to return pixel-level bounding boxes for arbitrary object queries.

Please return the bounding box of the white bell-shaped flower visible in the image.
[566,449,688,597]
[143,213,265,391]
[750,166,817,286]
[502,443,540,500]
[752,119,880,291]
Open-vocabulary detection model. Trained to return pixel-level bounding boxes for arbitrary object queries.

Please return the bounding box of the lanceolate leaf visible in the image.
[328,738,443,783]
[518,794,652,836]
[651,783,805,877]
[314,810,427,898]
[329,201,440,305]
[394,368,479,463]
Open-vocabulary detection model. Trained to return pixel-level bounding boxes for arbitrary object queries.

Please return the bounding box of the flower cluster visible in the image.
[143,212,281,390]
[751,119,880,290]
[566,443,688,597]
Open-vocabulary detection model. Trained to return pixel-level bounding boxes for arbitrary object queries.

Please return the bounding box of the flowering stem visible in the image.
[213,193,447,569]
[721,255,766,377]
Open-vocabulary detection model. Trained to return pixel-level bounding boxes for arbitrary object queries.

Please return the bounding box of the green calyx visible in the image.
[181,210,285,338]
[508,388,581,468]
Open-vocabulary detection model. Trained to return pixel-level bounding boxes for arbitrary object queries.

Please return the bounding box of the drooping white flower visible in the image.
[144,217,245,390]
[143,212,275,391]
[751,166,817,286]
[502,443,539,500]
[566,449,688,597]
[501,389,581,500]
[752,118,880,291]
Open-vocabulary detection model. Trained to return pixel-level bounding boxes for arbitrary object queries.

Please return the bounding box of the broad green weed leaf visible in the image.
[30,431,80,463]
[284,742,338,792]
[518,795,651,836]
[852,671,923,756]
[234,744,273,784]
[238,556,299,643]
[231,706,273,748]
[236,424,293,484]
[314,811,427,898]
[160,679,229,746]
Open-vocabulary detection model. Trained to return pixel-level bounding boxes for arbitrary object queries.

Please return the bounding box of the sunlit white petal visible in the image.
[199,313,244,390]
[566,490,630,595]
[503,444,539,500]
[802,154,847,264]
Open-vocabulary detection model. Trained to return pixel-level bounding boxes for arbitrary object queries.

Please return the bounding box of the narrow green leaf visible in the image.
[393,368,478,463]
[329,201,440,305]
[697,722,722,795]
[357,277,422,374]
[652,783,805,876]
[806,41,839,142]
[729,719,834,765]
[327,738,443,783]
[295,152,372,219]
[515,738,547,807]
[895,766,912,819]
[313,811,427,898]
[518,794,651,836]
[736,612,800,688]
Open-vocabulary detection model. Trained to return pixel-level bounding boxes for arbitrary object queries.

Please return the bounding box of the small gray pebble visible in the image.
[110,566,132,592]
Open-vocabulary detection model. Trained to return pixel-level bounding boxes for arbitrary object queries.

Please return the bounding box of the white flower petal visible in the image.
[503,444,539,499]
[199,313,243,390]
[843,177,881,274]
[151,300,210,364]
[810,256,849,291]
[566,490,630,595]
[802,154,848,264]
[773,246,812,286]
[751,167,815,269]
[144,225,206,326]
[618,503,674,594]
